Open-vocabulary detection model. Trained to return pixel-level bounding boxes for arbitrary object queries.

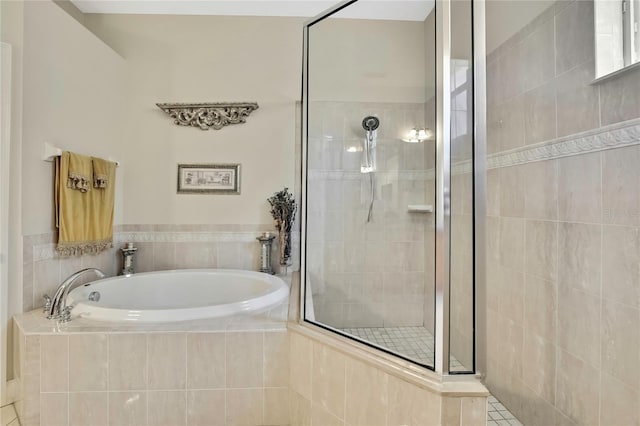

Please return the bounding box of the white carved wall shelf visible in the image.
[156,102,259,130]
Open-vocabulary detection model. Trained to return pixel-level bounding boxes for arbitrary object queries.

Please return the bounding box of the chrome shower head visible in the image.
[362,116,380,132]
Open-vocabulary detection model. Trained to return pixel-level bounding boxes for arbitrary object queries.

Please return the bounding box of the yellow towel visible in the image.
[55,151,117,256]
[92,157,110,189]
[66,151,92,192]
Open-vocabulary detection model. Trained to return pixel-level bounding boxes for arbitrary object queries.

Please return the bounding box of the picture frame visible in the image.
[177,163,241,194]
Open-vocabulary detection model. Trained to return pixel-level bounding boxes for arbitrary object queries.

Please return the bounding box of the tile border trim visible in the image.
[488,118,640,168]
[451,118,640,175]
[30,229,302,262]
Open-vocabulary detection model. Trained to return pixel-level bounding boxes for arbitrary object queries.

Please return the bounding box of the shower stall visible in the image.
[300,0,485,376]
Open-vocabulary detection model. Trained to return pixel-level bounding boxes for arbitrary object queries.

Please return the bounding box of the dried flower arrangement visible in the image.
[267,187,297,266]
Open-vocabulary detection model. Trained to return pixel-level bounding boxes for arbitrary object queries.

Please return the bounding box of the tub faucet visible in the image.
[47,268,105,322]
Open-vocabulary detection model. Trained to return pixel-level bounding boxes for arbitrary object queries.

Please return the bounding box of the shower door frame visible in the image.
[299,0,487,378]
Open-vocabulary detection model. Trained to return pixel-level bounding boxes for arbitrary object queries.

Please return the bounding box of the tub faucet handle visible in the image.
[42,295,51,313]
[59,306,73,323]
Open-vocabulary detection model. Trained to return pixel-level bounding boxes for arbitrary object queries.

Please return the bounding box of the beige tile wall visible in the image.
[306,101,436,329]
[15,325,289,426]
[486,0,640,424]
[288,329,487,426]
[22,224,292,313]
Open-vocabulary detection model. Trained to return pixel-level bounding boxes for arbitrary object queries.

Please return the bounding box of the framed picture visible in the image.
[177,163,241,194]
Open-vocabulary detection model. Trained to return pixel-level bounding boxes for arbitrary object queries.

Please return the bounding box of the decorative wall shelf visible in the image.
[156,102,259,130]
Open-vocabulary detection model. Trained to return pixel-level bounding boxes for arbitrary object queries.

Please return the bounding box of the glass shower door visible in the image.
[301,0,485,375]
[302,0,438,369]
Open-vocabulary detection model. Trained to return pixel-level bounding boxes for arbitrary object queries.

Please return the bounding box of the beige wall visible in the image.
[85,14,302,225]
[308,18,427,103]
[21,0,127,236]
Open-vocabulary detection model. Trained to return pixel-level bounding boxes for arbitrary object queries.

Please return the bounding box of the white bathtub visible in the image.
[67,269,289,323]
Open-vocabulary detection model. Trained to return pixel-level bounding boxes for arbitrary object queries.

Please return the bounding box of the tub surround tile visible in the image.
[33,259,61,310]
[387,375,440,426]
[40,335,69,393]
[289,390,312,426]
[226,388,263,426]
[264,388,289,426]
[289,332,312,400]
[460,397,487,426]
[148,333,187,390]
[226,332,264,389]
[108,391,147,426]
[217,242,259,271]
[109,334,148,391]
[345,358,388,426]
[311,403,344,426]
[187,390,225,426]
[312,343,346,420]
[441,397,462,426]
[69,334,108,391]
[69,392,108,426]
[175,242,218,269]
[152,242,176,271]
[40,393,68,426]
[147,391,186,426]
[263,331,289,388]
[187,333,226,390]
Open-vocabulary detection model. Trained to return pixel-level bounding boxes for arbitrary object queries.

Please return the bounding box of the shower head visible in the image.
[362,116,380,132]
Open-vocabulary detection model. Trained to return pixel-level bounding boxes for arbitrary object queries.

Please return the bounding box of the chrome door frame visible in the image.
[434,0,451,375]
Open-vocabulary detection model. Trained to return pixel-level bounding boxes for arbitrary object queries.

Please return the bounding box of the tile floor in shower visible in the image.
[487,396,524,426]
[341,326,523,426]
[341,326,466,370]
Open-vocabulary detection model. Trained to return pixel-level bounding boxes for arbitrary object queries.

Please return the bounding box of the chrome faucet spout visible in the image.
[47,267,106,321]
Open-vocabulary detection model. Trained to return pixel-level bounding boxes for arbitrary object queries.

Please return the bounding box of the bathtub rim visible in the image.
[67,268,290,323]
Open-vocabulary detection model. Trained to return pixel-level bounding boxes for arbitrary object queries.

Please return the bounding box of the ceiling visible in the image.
[71,0,434,21]
[71,0,554,52]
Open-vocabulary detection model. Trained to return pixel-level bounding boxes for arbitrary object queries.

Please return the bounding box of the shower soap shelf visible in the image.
[407,204,433,213]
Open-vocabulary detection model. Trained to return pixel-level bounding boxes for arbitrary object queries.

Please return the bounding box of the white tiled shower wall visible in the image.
[306,100,435,330]
[22,224,299,313]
